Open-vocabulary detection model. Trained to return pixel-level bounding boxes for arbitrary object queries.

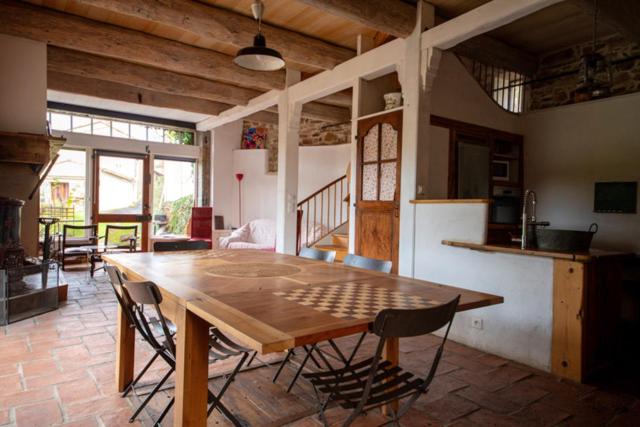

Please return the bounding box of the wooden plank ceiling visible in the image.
[3,0,628,124]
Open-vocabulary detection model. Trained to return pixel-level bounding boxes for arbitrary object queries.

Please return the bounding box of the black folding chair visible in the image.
[120,277,252,426]
[153,239,209,252]
[304,295,460,427]
[273,253,389,393]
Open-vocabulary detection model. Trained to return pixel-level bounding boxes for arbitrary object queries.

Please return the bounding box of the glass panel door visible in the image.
[92,151,151,251]
[152,157,196,236]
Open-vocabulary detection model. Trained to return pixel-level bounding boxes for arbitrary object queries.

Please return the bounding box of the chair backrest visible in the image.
[104,265,138,329]
[343,254,392,273]
[123,280,176,355]
[299,247,336,263]
[153,239,209,252]
[373,295,460,338]
[62,224,98,246]
[191,207,212,239]
[105,224,138,249]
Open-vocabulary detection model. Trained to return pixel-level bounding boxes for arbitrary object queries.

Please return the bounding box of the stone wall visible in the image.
[529,34,640,110]
[241,118,351,172]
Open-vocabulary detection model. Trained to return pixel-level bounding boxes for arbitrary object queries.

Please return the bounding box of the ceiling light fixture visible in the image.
[575,0,612,101]
[233,1,285,72]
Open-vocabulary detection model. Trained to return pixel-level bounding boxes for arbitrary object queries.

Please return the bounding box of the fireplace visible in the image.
[0,196,59,325]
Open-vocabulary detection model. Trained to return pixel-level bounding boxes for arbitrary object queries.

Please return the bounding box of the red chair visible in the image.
[189,207,213,249]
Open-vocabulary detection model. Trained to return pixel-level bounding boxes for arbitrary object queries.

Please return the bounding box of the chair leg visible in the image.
[129,367,174,422]
[245,350,258,368]
[207,353,249,426]
[286,345,325,393]
[123,351,161,397]
[155,396,175,426]
[272,349,294,383]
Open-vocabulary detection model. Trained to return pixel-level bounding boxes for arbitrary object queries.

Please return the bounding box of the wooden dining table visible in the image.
[103,249,503,426]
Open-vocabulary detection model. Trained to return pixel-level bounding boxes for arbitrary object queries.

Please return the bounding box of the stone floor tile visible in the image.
[57,377,101,406]
[465,408,530,427]
[0,386,55,410]
[0,363,18,377]
[456,385,521,414]
[418,393,479,422]
[21,359,60,379]
[495,380,549,407]
[0,409,9,425]
[59,417,100,427]
[0,374,23,397]
[65,395,131,420]
[14,400,63,427]
[512,401,572,426]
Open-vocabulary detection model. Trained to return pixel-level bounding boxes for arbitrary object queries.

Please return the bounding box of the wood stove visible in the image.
[0,197,59,325]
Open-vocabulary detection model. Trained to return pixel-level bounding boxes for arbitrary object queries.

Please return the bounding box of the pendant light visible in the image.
[234,1,285,71]
[575,0,612,101]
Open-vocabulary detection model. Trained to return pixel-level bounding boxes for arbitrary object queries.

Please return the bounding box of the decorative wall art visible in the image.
[242,127,267,149]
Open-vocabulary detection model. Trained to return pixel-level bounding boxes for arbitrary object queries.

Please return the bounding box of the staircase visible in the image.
[315,232,349,262]
[296,174,349,256]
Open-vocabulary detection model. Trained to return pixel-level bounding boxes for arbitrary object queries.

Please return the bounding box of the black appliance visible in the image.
[491,186,521,224]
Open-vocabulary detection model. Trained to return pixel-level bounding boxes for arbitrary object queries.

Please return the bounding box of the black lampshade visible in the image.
[234,33,285,72]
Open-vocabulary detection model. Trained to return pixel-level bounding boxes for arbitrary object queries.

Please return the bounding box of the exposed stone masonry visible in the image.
[529,34,640,110]
[242,118,351,172]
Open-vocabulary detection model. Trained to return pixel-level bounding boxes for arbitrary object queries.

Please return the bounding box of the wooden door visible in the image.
[355,111,402,273]
[92,150,151,251]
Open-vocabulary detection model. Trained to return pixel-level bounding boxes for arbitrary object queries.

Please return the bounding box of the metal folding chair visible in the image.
[121,278,252,426]
[304,295,460,427]
[273,253,385,393]
[299,247,337,263]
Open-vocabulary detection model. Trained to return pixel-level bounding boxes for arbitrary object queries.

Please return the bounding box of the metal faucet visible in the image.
[520,190,550,249]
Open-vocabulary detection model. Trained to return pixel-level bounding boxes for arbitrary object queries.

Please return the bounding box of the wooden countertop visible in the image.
[410,199,490,204]
[442,240,630,262]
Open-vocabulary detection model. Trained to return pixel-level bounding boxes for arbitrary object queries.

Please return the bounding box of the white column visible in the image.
[398,1,440,277]
[347,77,363,255]
[275,70,302,254]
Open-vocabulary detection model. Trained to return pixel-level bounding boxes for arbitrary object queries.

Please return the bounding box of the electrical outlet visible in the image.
[471,318,483,330]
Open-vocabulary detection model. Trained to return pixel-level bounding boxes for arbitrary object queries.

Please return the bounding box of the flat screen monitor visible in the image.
[594,182,637,214]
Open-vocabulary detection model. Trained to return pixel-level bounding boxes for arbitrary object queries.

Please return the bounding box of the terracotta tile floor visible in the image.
[1,267,640,426]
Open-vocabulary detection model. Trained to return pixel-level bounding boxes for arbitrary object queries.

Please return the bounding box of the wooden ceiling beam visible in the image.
[48,47,350,123]
[296,0,415,39]
[47,47,260,106]
[48,71,233,116]
[0,0,283,92]
[570,0,640,44]
[297,0,539,75]
[65,0,354,71]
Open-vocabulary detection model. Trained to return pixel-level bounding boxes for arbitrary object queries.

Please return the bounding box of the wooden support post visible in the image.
[173,305,211,427]
[551,259,585,382]
[276,70,303,254]
[115,304,135,392]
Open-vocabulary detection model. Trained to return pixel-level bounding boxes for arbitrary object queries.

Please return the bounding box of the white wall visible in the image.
[418,53,525,198]
[413,202,554,371]
[212,121,243,229]
[228,144,351,228]
[524,93,640,253]
[0,35,47,255]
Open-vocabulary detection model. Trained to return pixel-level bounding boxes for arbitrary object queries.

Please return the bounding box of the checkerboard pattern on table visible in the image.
[273,282,441,320]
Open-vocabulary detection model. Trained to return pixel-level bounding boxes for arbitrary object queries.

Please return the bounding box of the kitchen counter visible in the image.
[442,240,629,262]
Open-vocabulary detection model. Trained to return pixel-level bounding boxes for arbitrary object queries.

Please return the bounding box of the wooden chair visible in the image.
[304,296,460,427]
[153,239,209,252]
[90,224,138,277]
[60,224,97,271]
[299,247,337,263]
[190,206,213,249]
[343,254,392,273]
[122,278,252,426]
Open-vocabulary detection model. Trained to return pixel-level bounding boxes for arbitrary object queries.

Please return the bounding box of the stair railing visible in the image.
[296,174,349,252]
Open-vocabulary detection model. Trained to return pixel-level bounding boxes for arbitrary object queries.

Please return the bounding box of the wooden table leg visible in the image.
[382,337,399,416]
[116,304,135,392]
[174,305,210,427]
